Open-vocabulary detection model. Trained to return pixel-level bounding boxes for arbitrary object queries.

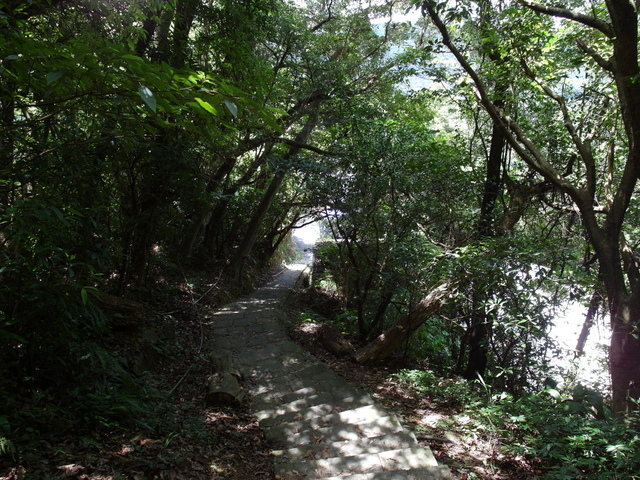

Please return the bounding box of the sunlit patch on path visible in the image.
[209,261,453,480]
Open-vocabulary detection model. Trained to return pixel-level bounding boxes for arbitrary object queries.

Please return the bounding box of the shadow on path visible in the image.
[209,261,453,480]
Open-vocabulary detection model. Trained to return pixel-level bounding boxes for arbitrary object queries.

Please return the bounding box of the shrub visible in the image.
[398,369,640,479]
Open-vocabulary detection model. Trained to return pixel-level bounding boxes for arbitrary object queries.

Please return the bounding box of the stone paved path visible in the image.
[209,261,453,480]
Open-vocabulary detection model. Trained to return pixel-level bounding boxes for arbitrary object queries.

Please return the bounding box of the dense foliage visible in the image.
[398,369,640,480]
[2,0,640,477]
[0,0,423,463]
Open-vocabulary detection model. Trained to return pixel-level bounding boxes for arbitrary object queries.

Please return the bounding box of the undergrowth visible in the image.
[398,369,640,480]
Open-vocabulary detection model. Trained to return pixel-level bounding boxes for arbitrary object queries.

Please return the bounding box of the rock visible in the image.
[206,372,245,406]
[318,324,356,358]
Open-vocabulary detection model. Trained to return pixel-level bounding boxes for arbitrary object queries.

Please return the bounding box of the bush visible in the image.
[398,369,640,479]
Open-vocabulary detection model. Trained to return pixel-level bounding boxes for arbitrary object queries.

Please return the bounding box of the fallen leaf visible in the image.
[57,464,85,479]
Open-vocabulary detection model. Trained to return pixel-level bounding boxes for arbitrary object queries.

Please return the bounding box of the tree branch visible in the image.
[519,1,614,38]
[519,58,596,197]
[576,38,613,71]
[575,290,602,356]
[278,138,337,156]
[422,1,574,193]
[311,0,335,32]
[6,0,70,21]
[421,0,616,253]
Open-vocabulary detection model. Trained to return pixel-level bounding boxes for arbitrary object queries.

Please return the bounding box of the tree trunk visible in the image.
[210,351,244,381]
[229,104,321,281]
[369,288,396,337]
[464,308,491,380]
[464,85,505,378]
[201,151,274,256]
[135,15,157,58]
[206,373,245,406]
[424,0,640,413]
[477,110,505,237]
[0,38,16,179]
[182,155,241,256]
[206,351,245,406]
[608,290,640,414]
[90,291,144,329]
[230,170,286,281]
[129,198,159,284]
[355,282,454,364]
[464,1,508,378]
[575,291,601,356]
[498,180,552,233]
[171,0,198,68]
[318,324,356,358]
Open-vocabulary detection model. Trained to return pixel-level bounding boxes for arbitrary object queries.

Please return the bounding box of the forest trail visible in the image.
[208,258,453,480]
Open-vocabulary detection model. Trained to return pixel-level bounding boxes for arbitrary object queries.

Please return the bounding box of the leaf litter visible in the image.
[0,264,278,480]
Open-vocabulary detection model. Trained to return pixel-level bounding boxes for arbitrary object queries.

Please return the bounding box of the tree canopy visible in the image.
[2,0,640,477]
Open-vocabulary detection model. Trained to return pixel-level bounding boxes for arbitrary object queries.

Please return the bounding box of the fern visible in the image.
[0,437,16,459]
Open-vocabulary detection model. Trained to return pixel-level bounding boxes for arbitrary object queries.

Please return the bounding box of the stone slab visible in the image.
[207,262,452,480]
[309,466,455,480]
[274,447,440,479]
[272,431,419,463]
[260,404,393,429]
[265,415,405,447]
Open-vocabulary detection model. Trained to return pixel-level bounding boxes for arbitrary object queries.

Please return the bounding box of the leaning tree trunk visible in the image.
[575,290,602,356]
[355,282,454,364]
[229,103,321,281]
[230,169,286,282]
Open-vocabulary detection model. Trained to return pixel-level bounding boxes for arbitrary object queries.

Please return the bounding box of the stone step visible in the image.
[243,357,318,381]
[272,430,419,463]
[249,378,324,401]
[205,266,454,480]
[250,363,342,387]
[254,390,375,420]
[251,377,370,406]
[250,362,336,385]
[258,402,344,425]
[265,415,405,447]
[233,344,296,363]
[307,466,455,480]
[273,446,439,479]
[261,404,394,430]
[256,394,382,424]
[267,362,339,380]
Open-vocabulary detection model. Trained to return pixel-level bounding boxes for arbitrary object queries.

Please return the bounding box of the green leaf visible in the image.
[224,98,238,118]
[195,97,217,114]
[51,206,69,226]
[0,327,25,344]
[543,388,562,400]
[46,71,64,84]
[259,110,283,133]
[138,85,156,112]
[122,54,143,62]
[81,288,89,305]
[267,105,288,116]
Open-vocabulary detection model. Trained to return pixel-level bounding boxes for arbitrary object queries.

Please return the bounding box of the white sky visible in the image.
[289,0,422,23]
